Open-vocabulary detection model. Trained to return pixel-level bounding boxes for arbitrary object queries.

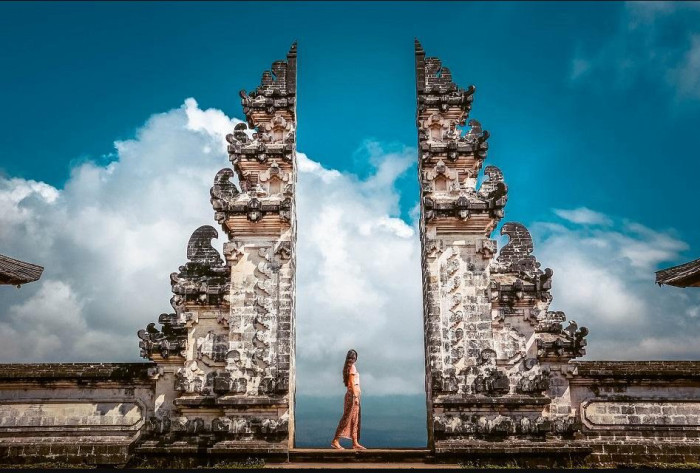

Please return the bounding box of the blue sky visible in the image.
[2,2,699,248]
[1,1,700,447]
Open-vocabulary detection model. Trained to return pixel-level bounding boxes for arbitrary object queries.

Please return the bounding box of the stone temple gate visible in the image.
[1,43,700,467]
[415,40,588,451]
[138,43,299,454]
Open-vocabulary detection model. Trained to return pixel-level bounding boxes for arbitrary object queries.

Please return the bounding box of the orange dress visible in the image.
[334,364,361,441]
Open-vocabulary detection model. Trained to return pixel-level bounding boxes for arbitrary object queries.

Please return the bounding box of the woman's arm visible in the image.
[348,373,360,402]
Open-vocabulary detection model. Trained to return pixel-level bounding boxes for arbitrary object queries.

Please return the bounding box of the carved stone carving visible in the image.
[137,324,181,360]
[495,223,539,276]
[492,222,588,363]
[170,416,205,435]
[212,414,289,442]
[170,225,230,306]
[210,168,239,212]
[472,367,510,395]
[416,40,588,448]
[137,312,187,360]
[196,331,228,364]
[434,413,552,439]
[174,361,209,394]
[537,322,589,360]
[138,44,297,453]
[516,367,551,395]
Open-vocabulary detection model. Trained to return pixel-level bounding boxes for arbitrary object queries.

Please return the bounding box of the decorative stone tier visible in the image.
[0,362,154,381]
[572,361,700,379]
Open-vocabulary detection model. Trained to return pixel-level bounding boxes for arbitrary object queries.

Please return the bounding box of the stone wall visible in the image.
[571,361,700,466]
[0,363,154,466]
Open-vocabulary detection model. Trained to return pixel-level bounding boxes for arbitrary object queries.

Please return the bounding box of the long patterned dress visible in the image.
[334,364,361,441]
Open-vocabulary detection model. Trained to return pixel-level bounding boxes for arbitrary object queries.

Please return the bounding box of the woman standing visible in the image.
[331,349,365,450]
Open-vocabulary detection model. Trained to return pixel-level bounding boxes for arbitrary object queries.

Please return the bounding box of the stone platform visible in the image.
[130,446,591,469]
[289,448,432,463]
[285,446,589,468]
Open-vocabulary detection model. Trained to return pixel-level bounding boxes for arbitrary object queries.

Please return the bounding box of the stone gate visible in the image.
[137,43,298,455]
[1,43,700,467]
[416,39,586,452]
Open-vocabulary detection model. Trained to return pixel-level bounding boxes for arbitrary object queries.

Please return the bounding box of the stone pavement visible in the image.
[266,449,461,469]
[269,462,461,469]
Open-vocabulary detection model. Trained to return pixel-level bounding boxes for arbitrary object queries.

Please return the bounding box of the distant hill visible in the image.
[294,394,427,448]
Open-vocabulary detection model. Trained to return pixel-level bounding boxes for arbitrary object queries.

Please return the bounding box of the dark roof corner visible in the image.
[0,254,44,287]
[655,257,700,288]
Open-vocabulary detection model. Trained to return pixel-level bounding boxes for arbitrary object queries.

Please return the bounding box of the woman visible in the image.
[331,349,365,450]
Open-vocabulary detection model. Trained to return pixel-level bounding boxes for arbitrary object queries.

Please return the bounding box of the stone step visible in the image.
[288,448,433,463]
[270,461,461,469]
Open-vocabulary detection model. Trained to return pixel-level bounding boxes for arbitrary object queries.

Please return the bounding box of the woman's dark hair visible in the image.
[342,349,358,387]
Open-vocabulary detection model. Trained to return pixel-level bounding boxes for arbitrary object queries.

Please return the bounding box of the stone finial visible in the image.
[170,226,230,306]
[187,226,224,266]
[137,318,187,360]
[496,222,540,276]
[415,39,476,115]
[210,168,239,214]
[239,42,297,124]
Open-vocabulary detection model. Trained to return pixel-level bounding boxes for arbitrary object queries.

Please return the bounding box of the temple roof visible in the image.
[655,257,700,288]
[0,254,44,286]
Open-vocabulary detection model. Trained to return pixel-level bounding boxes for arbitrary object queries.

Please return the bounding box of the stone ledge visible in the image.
[0,436,134,465]
[173,396,216,407]
[572,361,700,379]
[172,395,288,407]
[289,448,431,463]
[217,395,288,407]
[434,440,592,454]
[135,442,202,454]
[208,441,287,454]
[434,395,551,407]
[0,363,155,383]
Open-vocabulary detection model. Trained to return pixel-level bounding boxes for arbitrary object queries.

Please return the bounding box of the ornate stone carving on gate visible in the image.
[416,40,588,449]
[137,43,297,453]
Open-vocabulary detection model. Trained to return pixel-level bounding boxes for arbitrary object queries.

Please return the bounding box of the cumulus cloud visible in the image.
[0,99,425,396]
[296,144,423,396]
[532,210,700,360]
[0,99,241,362]
[2,99,699,401]
[570,2,700,101]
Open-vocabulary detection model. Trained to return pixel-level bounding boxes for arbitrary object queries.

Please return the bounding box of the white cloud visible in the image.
[532,211,700,360]
[570,2,700,101]
[2,98,699,400]
[673,34,700,99]
[553,207,612,226]
[0,99,239,361]
[0,99,425,396]
[296,145,423,396]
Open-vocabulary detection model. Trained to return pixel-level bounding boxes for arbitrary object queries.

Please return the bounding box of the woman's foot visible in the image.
[352,443,366,450]
[330,439,344,450]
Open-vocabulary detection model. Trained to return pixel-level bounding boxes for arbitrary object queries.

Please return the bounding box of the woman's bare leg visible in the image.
[330,437,344,449]
[352,434,365,450]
